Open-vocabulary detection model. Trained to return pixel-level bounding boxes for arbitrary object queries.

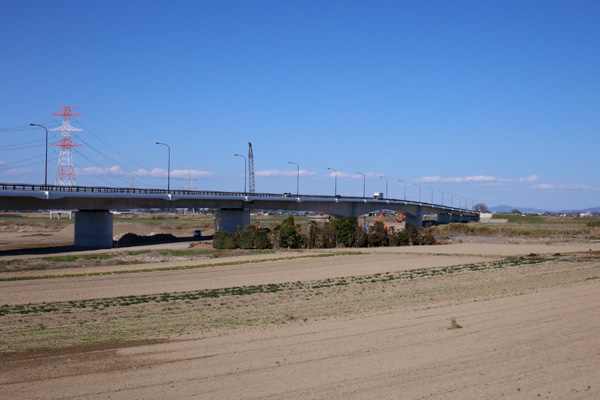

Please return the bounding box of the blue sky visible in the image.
[1,1,598,211]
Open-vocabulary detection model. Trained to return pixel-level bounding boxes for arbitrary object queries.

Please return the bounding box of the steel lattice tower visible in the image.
[50,106,83,186]
[248,142,255,193]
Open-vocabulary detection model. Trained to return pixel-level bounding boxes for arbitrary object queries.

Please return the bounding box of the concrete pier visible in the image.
[74,210,114,248]
[215,208,250,232]
[404,206,423,228]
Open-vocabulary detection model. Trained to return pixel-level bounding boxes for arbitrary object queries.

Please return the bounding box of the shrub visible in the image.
[236,230,255,249]
[213,232,237,249]
[277,216,306,248]
[368,221,389,247]
[390,230,409,246]
[404,221,419,245]
[254,230,272,249]
[416,227,437,245]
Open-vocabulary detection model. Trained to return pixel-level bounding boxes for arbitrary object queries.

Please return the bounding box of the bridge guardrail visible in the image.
[0,183,477,214]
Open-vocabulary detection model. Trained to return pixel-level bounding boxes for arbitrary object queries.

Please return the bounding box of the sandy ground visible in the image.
[1,240,600,399]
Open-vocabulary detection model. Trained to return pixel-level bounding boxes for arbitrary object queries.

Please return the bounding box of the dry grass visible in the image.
[433,223,600,237]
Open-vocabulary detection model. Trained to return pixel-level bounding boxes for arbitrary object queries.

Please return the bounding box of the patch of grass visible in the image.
[125,250,152,256]
[492,214,545,224]
[0,251,364,282]
[0,255,550,316]
[433,223,600,237]
[42,253,115,262]
[155,249,201,257]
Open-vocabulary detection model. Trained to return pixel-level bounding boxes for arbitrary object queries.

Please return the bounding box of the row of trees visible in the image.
[213,215,436,249]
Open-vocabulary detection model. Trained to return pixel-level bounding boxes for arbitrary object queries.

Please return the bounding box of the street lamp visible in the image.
[413,183,421,202]
[398,180,406,200]
[437,190,444,206]
[288,161,299,197]
[356,172,366,198]
[327,167,337,196]
[155,142,171,192]
[426,187,433,204]
[380,176,388,199]
[234,153,247,194]
[29,123,48,187]
[462,197,468,210]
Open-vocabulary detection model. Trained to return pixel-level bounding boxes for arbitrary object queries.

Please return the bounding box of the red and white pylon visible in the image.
[49,106,83,186]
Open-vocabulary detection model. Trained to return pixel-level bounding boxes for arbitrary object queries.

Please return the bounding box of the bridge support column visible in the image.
[215,208,250,232]
[437,213,452,224]
[74,210,113,248]
[405,206,423,228]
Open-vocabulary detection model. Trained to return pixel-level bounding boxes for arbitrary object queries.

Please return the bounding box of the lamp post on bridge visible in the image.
[398,180,406,200]
[413,183,421,203]
[288,161,300,197]
[379,176,388,199]
[233,153,247,194]
[29,123,48,188]
[356,172,366,198]
[155,142,171,193]
[327,167,337,197]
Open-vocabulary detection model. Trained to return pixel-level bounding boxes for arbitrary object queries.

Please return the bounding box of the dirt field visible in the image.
[1,219,600,399]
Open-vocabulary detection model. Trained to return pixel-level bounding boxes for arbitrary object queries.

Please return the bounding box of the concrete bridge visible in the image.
[0,183,479,248]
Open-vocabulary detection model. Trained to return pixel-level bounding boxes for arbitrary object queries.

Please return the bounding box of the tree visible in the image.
[404,221,419,245]
[473,203,489,212]
[511,209,522,215]
[306,221,321,249]
[334,215,358,247]
[368,221,388,247]
[278,215,305,248]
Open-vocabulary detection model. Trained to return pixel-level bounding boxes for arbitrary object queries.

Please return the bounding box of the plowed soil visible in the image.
[1,241,600,399]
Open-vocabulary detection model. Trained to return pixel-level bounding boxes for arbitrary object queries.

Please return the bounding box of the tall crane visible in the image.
[248,142,255,193]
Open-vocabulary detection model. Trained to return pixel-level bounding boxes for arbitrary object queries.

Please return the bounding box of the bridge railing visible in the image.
[0,183,476,213]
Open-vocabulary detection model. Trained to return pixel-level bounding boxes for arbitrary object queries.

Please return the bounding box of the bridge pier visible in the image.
[437,213,452,224]
[404,206,423,228]
[215,208,250,232]
[74,210,114,248]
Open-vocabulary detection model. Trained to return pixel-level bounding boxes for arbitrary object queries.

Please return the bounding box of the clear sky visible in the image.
[1,1,598,211]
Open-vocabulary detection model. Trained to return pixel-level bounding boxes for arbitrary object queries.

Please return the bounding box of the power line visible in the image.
[0,154,46,166]
[0,138,45,149]
[74,151,134,187]
[72,160,123,187]
[0,157,58,171]
[0,143,45,152]
[0,122,56,133]
[75,121,153,172]
[73,135,157,187]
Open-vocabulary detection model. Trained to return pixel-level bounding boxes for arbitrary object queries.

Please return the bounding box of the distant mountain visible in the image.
[489,205,548,214]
